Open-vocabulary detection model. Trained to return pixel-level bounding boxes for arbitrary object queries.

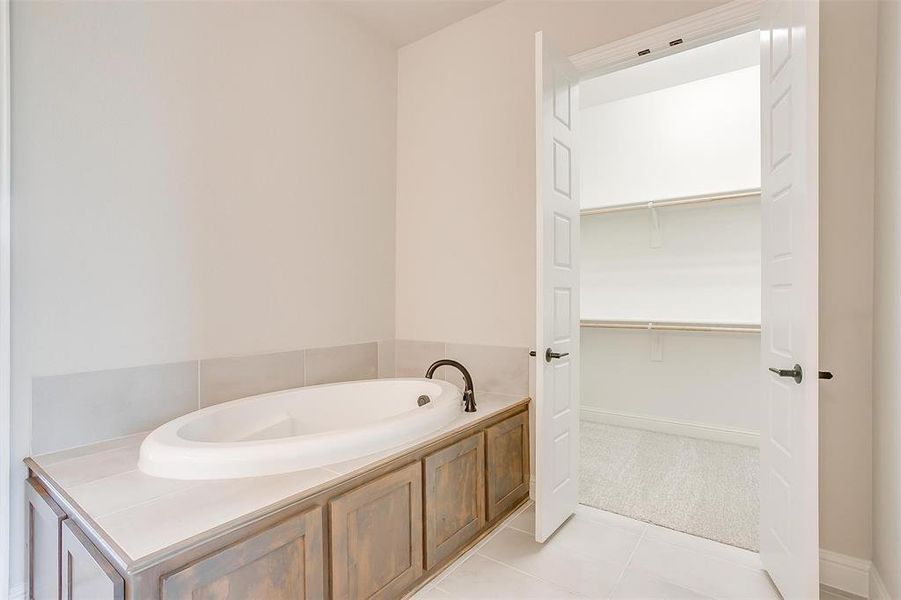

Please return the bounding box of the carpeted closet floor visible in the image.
[579,421,759,551]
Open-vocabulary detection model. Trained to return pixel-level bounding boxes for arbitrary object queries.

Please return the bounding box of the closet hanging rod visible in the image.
[580,319,761,334]
[580,188,762,216]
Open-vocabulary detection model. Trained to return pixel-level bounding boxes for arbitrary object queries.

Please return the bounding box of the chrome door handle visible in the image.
[769,364,803,384]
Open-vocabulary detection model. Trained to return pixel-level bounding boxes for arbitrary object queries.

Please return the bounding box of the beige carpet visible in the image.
[579,421,759,551]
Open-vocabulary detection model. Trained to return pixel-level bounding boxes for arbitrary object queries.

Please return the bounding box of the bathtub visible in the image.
[138,378,463,480]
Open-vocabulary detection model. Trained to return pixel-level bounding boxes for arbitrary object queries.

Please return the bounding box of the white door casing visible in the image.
[759,0,820,597]
[0,1,10,597]
[534,31,581,543]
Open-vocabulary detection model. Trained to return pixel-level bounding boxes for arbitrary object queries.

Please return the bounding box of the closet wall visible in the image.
[579,32,762,443]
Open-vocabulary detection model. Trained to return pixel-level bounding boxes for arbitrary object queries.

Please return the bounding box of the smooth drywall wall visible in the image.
[872,0,900,594]
[396,0,876,564]
[580,200,761,435]
[10,1,397,592]
[581,67,761,208]
[395,0,729,349]
[581,198,761,324]
[581,328,761,435]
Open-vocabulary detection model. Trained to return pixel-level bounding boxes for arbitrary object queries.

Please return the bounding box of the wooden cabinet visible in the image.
[25,478,66,600]
[28,404,530,600]
[329,462,423,600]
[61,520,124,600]
[485,411,530,521]
[161,506,324,600]
[423,432,485,569]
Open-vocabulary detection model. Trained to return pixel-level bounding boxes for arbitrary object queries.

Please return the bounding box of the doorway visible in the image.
[577,30,762,551]
[534,1,821,597]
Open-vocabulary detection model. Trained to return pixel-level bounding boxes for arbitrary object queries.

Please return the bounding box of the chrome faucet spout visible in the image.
[425,359,476,412]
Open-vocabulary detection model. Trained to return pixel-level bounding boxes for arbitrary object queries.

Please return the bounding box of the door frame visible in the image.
[533,0,816,583]
[536,0,765,467]
[0,0,11,597]
[568,0,762,78]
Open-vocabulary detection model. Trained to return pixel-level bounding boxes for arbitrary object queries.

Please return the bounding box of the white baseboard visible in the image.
[869,565,890,600]
[580,406,759,447]
[820,549,872,598]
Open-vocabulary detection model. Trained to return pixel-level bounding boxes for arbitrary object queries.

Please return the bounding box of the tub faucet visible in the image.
[425,359,476,413]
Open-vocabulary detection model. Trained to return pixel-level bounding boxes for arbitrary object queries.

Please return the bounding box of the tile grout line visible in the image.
[91,478,208,520]
[606,522,649,597]
[427,501,535,590]
[471,509,632,598]
[589,509,770,599]
[196,360,201,410]
[461,505,663,599]
[302,347,307,386]
[39,431,149,467]
[472,552,579,595]
[623,537,766,599]
[643,526,766,573]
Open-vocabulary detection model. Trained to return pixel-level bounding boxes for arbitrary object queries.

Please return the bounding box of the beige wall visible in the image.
[873,0,901,594]
[396,0,877,561]
[10,0,397,591]
[818,0,877,562]
[395,0,726,348]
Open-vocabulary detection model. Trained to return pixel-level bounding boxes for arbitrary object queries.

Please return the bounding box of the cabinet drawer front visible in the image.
[61,520,124,600]
[423,433,485,569]
[161,506,324,600]
[26,478,67,600]
[330,462,423,600]
[486,411,530,521]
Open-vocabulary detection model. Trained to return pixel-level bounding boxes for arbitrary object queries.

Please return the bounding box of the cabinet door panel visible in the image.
[61,521,124,600]
[330,462,422,600]
[486,411,530,521]
[161,506,324,600]
[423,433,485,569]
[26,478,66,600]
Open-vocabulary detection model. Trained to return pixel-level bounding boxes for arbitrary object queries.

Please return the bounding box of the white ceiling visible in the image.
[329,1,501,48]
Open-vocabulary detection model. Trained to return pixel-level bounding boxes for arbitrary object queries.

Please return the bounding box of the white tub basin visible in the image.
[138,378,462,480]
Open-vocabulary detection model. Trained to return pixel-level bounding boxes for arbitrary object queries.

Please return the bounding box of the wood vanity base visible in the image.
[26,402,530,600]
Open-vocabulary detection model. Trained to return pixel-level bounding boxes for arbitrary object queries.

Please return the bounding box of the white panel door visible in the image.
[759,1,820,597]
[534,31,580,543]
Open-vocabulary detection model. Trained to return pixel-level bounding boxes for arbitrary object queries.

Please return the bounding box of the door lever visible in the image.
[529,349,570,363]
[544,349,569,363]
[769,364,803,384]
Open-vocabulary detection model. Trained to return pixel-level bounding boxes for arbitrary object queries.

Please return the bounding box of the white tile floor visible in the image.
[412,502,782,600]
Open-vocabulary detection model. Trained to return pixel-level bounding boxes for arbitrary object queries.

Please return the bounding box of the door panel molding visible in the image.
[759,0,820,597]
[535,31,581,543]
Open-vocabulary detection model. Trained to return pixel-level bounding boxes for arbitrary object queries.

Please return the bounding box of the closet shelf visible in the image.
[580,188,761,216]
[580,319,761,334]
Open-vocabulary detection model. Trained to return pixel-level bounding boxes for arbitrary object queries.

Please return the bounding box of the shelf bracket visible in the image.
[649,323,663,361]
[648,201,662,248]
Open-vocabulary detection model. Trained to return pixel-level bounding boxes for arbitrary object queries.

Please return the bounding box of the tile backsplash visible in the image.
[32,340,389,455]
[394,339,530,397]
[394,339,446,378]
[199,350,305,409]
[32,362,198,456]
[304,342,378,387]
[31,338,530,456]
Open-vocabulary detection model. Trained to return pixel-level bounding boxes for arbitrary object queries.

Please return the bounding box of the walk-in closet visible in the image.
[578,30,762,550]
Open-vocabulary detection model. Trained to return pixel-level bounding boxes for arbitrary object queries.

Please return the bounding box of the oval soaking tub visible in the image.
[138,378,462,480]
